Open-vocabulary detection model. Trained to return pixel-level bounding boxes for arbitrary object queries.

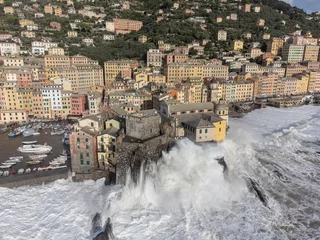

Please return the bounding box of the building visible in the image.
[19,19,35,28]
[48,47,65,56]
[0,42,20,56]
[282,44,305,63]
[303,45,319,62]
[106,19,143,35]
[54,7,62,16]
[126,110,160,141]
[138,35,147,43]
[285,64,308,77]
[267,38,284,56]
[104,60,138,83]
[44,4,53,14]
[21,31,36,38]
[82,38,94,46]
[3,6,14,15]
[88,92,102,115]
[71,93,86,116]
[233,40,244,51]
[0,109,28,124]
[147,49,163,67]
[263,34,271,40]
[3,57,24,67]
[254,6,261,13]
[103,35,115,41]
[159,101,228,142]
[70,127,98,174]
[248,48,262,59]
[217,17,223,23]
[67,31,78,38]
[244,4,251,12]
[50,22,61,30]
[307,71,320,93]
[217,30,227,41]
[256,19,265,27]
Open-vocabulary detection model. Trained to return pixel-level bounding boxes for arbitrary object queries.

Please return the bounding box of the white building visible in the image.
[26,24,39,31]
[103,34,115,41]
[42,84,63,111]
[82,38,94,46]
[0,42,20,56]
[217,30,227,41]
[31,41,58,55]
[88,92,102,115]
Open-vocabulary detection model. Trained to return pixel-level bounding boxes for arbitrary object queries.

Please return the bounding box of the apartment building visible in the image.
[104,60,138,83]
[19,19,34,27]
[307,70,320,93]
[303,45,319,62]
[217,30,227,41]
[294,74,309,94]
[3,6,14,15]
[203,64,229,79]
[54,7,62,16]
[0,109,28,124]
[282,44,305,63]
[48,47,65,56]
[267,38,284,56]
[285,64,308,77]
[67,31,78,38]
[253,73,279,98]
[106,18,143,34]
[71,93,86,115]
[276,77,298,96]
[3,57,24,67]
[88,92,102,115]
[147,49,163,67]
[256,19,265,27]
[44,4,53,14]
[0,42,20,56]
[233,40,244,51]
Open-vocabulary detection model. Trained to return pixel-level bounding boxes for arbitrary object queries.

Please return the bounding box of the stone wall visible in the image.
[116,134,175,185]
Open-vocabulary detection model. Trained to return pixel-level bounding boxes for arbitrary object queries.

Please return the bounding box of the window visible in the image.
[219,128,221,132]
[100,137,103,142]
[85,138,88,142]
[205,129,208,133]
[86,145,89,149]
[86,153,89,157]
[77,137,80,142]
[86,161,90,165]
[199,129,202,134]
[91,122,94,127]
[80,153,83,159]
[80,160,84,165]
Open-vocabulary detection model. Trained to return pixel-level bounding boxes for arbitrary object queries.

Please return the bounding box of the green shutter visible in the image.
[87,161,90,165]
[80,160,84,165]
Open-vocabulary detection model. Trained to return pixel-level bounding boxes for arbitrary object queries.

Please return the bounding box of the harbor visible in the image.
[0,121,73,187]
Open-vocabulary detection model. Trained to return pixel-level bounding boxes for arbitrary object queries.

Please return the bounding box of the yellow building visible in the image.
[232,40,244,51]
[61,91,72,118]
[19,19,35,27]
[217,17,223,23]
[134,72,148,82]
[104,60,138,83]
[54,7,62,16]
[67,31,78,38]
[148,73,166,83]
[48,47,65,56]
[44,5,53,14]
[164,63,203,81]
[303,45,319,62]
[307,71,320,93]
[295,74,309,94]
[256,19,265,27]
[3,6,14,14]
[267,37,284,56]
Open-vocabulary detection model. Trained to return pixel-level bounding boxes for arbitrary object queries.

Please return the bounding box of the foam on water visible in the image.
[0,105,320,240]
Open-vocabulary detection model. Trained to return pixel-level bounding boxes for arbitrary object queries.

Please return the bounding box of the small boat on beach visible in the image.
[29,154,47,160]
[10,169,16,175]
[3,171,9,176]
[4,159,21,163]
[51,128,65,136]
[18,144,52,154]
[32,168,38,172]
[27,161,41,165]
[8,131,21,138]
[2,162,16,166]
[33,132,40,136]
[22,141,37,145]
[23,129,36,137]
[9,156,23,160]
[0,171,3,176]
[0,165,11,169]
[25,168,31,173]
[18,168,24,174]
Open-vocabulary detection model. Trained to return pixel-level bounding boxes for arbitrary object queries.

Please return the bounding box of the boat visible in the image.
[4,159,21,163]
[9,156,23,160]
[2,162,16,166]
[18,168,24,174]
[47,165,67,170]
[10,169,16,175]
[62,133,70,145]
[32,168,38,172]
[22,141,37,145]
[51,128,65,136]
[18,144,52,154]
[0,165,11,169]
[25,168,31,173]
[0,171,3,176]
[3,171,9,176]
[23,129,36,137]
[38,167,43,172]
[29,154,47,160]
[8,131,21,138]
[27,161,41,165]
[33,132,40,136]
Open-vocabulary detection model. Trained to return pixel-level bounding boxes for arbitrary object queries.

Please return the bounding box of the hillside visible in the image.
[0,0,319,64]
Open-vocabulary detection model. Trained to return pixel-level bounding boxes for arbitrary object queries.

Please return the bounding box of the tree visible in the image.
[189,48,198,56]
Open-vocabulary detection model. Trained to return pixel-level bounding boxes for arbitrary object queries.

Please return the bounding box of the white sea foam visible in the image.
[0,105,320,240]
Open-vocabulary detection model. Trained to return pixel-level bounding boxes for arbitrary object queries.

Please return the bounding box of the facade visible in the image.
[138,35,147,43]
[307,71,320,93]
[71,93,86,115]
[303,45,319,62]
[282,44,305,63]
[0,42,20,56]
[106,18,143,34]
[217,30,227,41]
[3,57,24,67]
[0,109,28,124]
[267,38,284,56]
[147,49,163,67]
[48,47,65,56]
[233,40,244,51]
[104,60,138,83]
[67,31,78,38]
[256,19,265,27]
[88,92,102,115]
[44,4,53,14]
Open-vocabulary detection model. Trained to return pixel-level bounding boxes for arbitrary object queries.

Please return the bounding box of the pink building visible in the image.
[17,70,33,87]
[50,22,61,30]
[71,93,86,116]
[0,34,12,41]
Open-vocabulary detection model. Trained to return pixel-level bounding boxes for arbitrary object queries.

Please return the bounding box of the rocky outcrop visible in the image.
[116,134,175,185]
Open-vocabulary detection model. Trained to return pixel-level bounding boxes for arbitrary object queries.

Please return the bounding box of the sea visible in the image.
[0,105,319,240]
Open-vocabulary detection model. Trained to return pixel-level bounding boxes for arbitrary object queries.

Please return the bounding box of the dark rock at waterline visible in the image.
[216,157,228,173]
[245,178,269,208]
[93,218,115,240]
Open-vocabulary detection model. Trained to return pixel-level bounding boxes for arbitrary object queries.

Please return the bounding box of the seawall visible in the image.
[0,169,69,188]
